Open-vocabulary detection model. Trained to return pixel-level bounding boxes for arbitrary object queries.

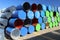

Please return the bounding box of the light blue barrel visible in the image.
[6,27,20,39]
[48,5,52,11]
[12,10,26,20]
[58,7,60,13]
[42,5,46,11]
[43,16,47,23]
[41,11,45,17]
[27,10,34,19]
[41,23,46,30]
[18,10,26,20]
[38,17,43,24]
[35,11,40,19]
[54,6,57,11]
[52,6,54,11]
[28,25,34,34]
[20,27,28,36]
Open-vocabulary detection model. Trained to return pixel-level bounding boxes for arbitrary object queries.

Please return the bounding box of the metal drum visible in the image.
[46,10,50,17]
[58,7,60,13]
[9,18,24,29]
[1,6,16,13]
[6,27,20,40]
[52,6,54,11]
[55,20,58,27]
[49,22,53,28]
[43,16,48,23]
[50,11,53,17]
[35,23,41,31]
[52,17,55,22]
[41,10,45,17]
[0,18,8,28]
[38,17,43,24]
[18,10,26,20]
[12,10,26,20]
[42,4,46,11]
[24,19,31,27]
[32,18,38,26]
[54,6,57,12]
[48,5,52,11]
[27,10,34,19]
[28,25,34,34]
[41,23,46,30]
[16,5,23,10]
[54,17,58,27]
[0,28,4,40]
[53,22,56,27]
[35,11,40,19]
[20,27,28,36]
[31,3,37,12]
[37,4,42,11]
[0,12,12,19]
[47,17,52,23]
[12,11,18,18]
[23,2,30,12]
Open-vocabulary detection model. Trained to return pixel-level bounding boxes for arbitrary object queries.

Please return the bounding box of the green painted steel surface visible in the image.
[46,10,50,17]
[36,24,41,31]
[49,22,53,28]
[50,11,53,17]
[47,17,51,23]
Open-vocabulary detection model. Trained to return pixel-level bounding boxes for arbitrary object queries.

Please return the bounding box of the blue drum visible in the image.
[6,27,20,39]
[41,23,46,30]
[38,17,43,24]
[35,11,40,19]
[18,10,26,20]
[27,10,34,19]
[28,25,34,34]
[42,5,46,11]
[20,27,28,36]
[48,5,52,11]
[41,11,45,17]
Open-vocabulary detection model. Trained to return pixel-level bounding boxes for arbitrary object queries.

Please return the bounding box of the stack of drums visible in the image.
[4,2,60,40]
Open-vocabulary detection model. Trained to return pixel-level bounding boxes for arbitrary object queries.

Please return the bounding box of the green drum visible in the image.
[55,16,59,27]
[46,10,50,17]
[36,24,41,31]
[55,17,58,22]
[50,11,53,17]
[59,16,60,22]
[49,22,53,28]
[56,12,59,17]
[57,16,60,22]
[55,21,58,27]
[53,22,56,27]
[47,17,51,23]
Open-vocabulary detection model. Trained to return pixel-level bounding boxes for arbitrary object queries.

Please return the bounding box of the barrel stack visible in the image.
[0,2,60,40]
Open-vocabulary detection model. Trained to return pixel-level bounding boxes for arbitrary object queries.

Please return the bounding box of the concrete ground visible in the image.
[5,26,60,40]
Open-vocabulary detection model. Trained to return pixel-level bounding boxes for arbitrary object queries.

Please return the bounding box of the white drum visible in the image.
[0,28,4,40]
[0,18,8,28]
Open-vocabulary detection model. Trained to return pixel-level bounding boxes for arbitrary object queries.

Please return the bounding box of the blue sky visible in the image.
[0,0,60,10]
